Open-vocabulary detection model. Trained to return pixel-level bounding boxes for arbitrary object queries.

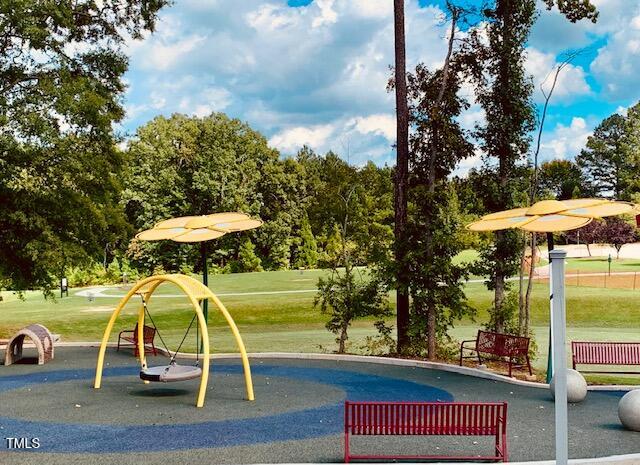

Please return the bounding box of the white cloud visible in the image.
[591,9,640,100]
[143,35,206,71]
[348,0,389,19]
[525,48,591,102]
[453,148,483,177]
[246,4,297,31]
[123,0,454,165]
[350,114,396,141]
[268,124,335,153]
[312,0,338,28]
[616,105,628,116]
[540,117,592,160]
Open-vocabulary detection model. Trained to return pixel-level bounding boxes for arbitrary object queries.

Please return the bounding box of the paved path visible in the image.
[75,287,319,298]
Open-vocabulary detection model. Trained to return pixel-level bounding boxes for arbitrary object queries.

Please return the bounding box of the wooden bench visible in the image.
[344,401,508,463]
[117,324,157,357]
[460,330,532,377]
[572,341,640,374]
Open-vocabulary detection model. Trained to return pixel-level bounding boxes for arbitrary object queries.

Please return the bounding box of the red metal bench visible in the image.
[117,323,157,357]
[344,401,508,463]
[572,341,640,374]
[460,330,532,377]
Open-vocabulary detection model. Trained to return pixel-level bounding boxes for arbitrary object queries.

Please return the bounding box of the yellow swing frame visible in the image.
[94,273,254,407]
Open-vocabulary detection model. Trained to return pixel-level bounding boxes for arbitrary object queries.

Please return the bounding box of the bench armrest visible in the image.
[460,339,477,347]
[118,329,134,337]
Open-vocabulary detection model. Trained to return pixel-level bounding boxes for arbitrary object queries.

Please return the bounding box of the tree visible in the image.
[401,4,475,360]
[464,0,537,333]
[293,218,319,269]
[576,114,629,198]
[602,218,637,259]
[620,102,640,201]
[393,0,411,353]
[464,0,598,334]
[565,220,604,256]
[315,220,390,353]
[0,0,167,291]
[539,159,585,200]
[234,238,263,273]
[122,113,289,272]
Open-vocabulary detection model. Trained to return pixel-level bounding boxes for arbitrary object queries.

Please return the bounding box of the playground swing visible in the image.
[95,274,254,407]
[138,294,202,383]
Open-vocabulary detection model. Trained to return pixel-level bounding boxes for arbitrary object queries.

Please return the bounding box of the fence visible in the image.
[535,271,640,290]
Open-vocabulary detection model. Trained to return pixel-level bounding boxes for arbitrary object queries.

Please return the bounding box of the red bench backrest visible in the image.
[572,342,640,365]
[345,401,507,436]
[133,323,156,344]
[477,330,529,357]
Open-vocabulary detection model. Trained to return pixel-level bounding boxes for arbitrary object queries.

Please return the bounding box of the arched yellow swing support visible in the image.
[94,273,254,407]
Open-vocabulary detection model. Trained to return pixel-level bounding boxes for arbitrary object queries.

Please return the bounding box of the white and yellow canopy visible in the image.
[467,199,637,233]
[136,212,262,243]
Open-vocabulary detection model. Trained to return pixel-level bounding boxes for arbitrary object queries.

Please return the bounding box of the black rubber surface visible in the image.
[1,346,638,464]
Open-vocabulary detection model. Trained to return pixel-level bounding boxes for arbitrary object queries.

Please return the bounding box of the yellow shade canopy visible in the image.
[467,198,637,233]
[135,212,263,243]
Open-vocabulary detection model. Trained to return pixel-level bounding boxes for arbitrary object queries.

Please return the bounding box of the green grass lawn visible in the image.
[2,262,640,384]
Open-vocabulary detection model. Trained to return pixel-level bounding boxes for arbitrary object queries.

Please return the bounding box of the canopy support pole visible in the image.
[200,242,208,354]
[546,232,555,383]
[550,249,568,465]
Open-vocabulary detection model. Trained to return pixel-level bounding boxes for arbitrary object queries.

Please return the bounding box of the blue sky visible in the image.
[121,0,640,172]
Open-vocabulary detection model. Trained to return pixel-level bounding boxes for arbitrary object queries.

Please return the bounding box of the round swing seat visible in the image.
[140,363,202,383]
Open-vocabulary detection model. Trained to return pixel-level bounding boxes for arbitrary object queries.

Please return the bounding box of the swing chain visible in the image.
[140,294,200,364]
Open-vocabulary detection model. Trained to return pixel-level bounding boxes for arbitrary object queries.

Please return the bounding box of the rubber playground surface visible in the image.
[1,347,638,464]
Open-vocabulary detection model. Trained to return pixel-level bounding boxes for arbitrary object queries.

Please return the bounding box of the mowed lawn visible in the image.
[2,259,640,383]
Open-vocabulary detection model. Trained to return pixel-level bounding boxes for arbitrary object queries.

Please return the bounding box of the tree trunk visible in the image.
[518,234,526,335]
[338,324,348,354]
[393,0,410,354]
[494,231,506,334]
[427,306,436,360]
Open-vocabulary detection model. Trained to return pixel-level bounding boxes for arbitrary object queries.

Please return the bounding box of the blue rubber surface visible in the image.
[0,363,453,453]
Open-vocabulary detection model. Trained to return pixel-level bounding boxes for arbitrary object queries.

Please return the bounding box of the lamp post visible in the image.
[550,249,568,465]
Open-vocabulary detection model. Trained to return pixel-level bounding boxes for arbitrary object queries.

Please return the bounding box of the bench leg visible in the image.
[526,356,532,376]
[344,431,350,463]
[508,358,513,377]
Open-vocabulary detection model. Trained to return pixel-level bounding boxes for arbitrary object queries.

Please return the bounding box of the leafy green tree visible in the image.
[464,0,597,333]
[315,207,390,354]
[293,219,319,269]
[576,114,629,198]
[122,113,292,272]
[299,151,393,266]
[539,159,585,200]
[233,238,263,273]
[401,9,475,359]
[0,0,166,292]
[463,0,537,333]
[620,102,640,200]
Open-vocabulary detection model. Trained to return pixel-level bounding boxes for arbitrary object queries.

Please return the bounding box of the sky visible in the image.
[121,0,640,173]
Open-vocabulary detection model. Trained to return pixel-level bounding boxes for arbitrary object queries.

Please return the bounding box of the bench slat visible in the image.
[344,401,507,463]
[572,341,640,366]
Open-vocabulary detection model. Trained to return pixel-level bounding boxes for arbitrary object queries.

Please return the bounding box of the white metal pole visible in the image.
[550,249,568,465]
